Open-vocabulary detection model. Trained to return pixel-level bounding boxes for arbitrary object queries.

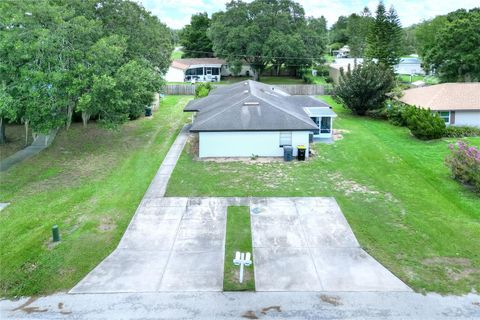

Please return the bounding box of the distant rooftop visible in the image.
[399,83,480,111]
[171,58,226,70]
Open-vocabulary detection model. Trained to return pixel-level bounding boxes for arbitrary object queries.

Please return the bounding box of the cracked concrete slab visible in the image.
[254,247,323,291]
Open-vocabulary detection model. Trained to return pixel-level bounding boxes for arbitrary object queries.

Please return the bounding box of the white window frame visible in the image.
[279,131,292,147]
[438,111,450,124]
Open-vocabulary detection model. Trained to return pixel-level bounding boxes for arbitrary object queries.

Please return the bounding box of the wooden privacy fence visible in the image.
[164,84,332,96]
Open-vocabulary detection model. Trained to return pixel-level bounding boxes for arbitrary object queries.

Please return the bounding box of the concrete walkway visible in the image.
[0,129,57,172]
[2,291,479,319]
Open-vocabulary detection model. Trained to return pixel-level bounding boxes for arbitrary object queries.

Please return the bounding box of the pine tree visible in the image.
[365,1,402,67]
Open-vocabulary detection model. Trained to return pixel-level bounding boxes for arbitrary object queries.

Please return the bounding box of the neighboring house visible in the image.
[329,58,364,84]
[165,58,253,82]
[184,80,337,158]
[394,57,425,75]
[332,45,350,58]
[398,83,480,127]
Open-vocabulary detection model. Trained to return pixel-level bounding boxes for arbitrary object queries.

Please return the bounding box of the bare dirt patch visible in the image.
[98,216,116,232]
[422,257,478,282]
[328,172,380,196]
[333,129,350,141]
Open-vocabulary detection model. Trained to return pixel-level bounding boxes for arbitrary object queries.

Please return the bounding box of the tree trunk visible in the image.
[25,120,29,146]
[66,100,74,130]
[82,111,90,127]
[276,65,281,76]
[0,117,6,144]
[253,69,260,81]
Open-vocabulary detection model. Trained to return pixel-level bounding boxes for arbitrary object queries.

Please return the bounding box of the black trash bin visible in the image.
[145,106,152,117]
[297,145,306,161]
[283,145,293,161]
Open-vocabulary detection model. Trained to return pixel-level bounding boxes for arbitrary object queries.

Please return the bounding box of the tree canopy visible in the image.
[180,12,213,58]
[0,0,172,144]
[209,0,327,80]
[335,61,395,116]
[418,8,480,82]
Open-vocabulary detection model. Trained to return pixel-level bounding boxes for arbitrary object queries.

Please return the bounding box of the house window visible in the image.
[279,132,292,147]
[206,67,212,75]
[438,111,450,124]
[212,67,220,75]
[320,117,331,133]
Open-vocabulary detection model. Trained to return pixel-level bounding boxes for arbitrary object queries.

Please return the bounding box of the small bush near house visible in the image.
[404,107,446,140]
[445,126,480,138]
[446,142,480,193]
[195,82,213,98]
[386,103,446,140]
[386,102,414,126]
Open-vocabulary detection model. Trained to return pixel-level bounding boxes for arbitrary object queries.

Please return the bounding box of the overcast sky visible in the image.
[138,0,479,30]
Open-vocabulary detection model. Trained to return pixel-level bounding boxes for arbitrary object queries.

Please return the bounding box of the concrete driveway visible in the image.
[250,197,411,292]
[71,197,227,293]
[72,197,409,293]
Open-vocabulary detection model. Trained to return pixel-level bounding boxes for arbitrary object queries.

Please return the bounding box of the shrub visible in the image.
[302,73,314,84]
[334,61,395,115]
[386,102,411,126]
[366,107,388,119]
[446,142,480,193]
[195,82,213,98]
[404,107,446,140]
[445,126,480,138]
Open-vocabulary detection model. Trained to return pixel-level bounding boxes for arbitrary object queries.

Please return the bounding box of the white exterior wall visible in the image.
[454,111,480,127]
[198,131,310,158]
[165,67,185,82]
[221,65,254,77]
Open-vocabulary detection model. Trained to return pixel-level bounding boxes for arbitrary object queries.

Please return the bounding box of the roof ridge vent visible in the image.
[244,101,259,106]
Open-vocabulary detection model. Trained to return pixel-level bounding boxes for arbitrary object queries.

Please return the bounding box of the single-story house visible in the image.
[398,83,480,127]
[394,57,425,75]
[184,80,337,158]
[165,58,253,83]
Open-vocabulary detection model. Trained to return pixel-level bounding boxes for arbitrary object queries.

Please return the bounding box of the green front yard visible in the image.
[167,96,480,294]
[0,96,191,297]
[223,206,255,291]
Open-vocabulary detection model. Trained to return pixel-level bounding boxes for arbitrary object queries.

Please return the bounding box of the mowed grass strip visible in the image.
[223,206,255,291]
[0,95,192,297]
[168,96,480,294]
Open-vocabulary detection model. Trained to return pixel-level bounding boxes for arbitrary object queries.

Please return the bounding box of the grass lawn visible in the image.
[223,206,255,291]
[171,49,183,60]
[168,96,480,294]
[0,124,34,160]
[0,95,192,297]
[397,74,440,85]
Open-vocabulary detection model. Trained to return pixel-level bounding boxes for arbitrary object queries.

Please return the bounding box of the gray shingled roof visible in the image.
[184,81,336,132]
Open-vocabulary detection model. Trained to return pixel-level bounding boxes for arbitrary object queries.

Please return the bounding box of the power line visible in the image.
[175,49,333,61]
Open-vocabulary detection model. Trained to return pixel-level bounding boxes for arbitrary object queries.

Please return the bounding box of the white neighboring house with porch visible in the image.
[399,83,480,127]
[165,58,225,82]
[184,80,337,158]
[165,58,254,83]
